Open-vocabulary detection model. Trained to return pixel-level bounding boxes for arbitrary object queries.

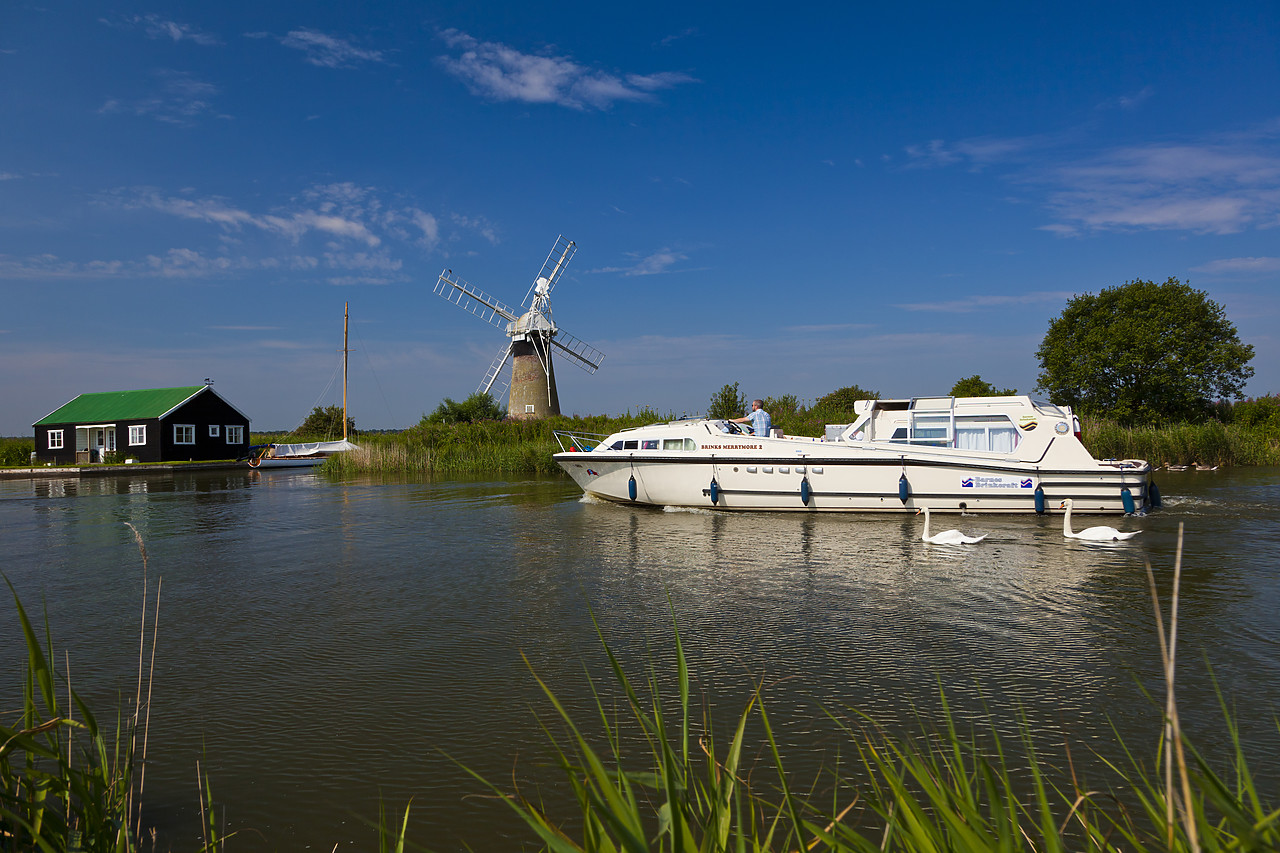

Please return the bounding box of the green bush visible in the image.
[707,382,748,420]
[426,392,506,424]
[0,436,35,466]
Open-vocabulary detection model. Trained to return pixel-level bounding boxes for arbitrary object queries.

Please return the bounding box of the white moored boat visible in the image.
[553,395,1156,515]
[245,439,358,468]
[243,303,359,470]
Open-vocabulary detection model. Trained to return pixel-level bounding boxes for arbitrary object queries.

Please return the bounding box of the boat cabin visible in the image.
[837,396,1079,453]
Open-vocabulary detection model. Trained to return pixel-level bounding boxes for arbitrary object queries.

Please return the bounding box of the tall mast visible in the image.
[343,302,349,442]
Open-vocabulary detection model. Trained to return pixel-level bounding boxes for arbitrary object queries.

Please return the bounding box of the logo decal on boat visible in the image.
[586,469,599,476]
[1018,415,1038,430]
[962,475,1035,489]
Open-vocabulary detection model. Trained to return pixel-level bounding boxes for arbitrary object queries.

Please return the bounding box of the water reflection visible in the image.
[0,467,1277,851]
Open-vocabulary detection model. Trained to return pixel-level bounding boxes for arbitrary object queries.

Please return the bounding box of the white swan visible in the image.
[1059,499,1140,541]
[915,506,987,545]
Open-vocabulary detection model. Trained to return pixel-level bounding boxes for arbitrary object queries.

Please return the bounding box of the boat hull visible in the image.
[556,452,1149,513]
[249,456,328,469]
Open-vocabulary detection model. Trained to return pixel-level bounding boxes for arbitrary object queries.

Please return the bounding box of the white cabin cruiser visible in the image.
[553,396,1156,515]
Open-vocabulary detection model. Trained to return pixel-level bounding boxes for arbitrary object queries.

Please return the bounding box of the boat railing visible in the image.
[553,430,609,453]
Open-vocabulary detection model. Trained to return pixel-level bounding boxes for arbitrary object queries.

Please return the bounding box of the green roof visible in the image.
[34,386,207,426]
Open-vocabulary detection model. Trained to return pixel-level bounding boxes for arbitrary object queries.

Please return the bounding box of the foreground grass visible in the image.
[4,525,1277,850]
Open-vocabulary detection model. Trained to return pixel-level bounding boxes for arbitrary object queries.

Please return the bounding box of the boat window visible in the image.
[642,439,659,450]
[887,414,950,447]
[609,440,623,450]
[956,416,1019,453]
[912,415,950,446]
[623,440,639,450]
[663,438,693,451]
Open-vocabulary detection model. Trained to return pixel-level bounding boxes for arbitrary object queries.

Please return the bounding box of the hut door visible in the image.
[92,428,114,462]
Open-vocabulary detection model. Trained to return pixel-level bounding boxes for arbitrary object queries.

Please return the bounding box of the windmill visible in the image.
[434,235,605,419]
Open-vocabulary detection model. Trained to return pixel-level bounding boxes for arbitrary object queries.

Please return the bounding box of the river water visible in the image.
[2,466,1278,850]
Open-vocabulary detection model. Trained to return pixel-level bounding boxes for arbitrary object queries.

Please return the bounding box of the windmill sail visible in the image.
[434,273,517,328]
[550,330,604,373]
[523,235,576,307]
[480,344,513,396]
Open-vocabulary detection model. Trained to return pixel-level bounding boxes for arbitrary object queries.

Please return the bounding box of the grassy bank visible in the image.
[321,408,1280,476]
[1082,416,1280,467]
[322,409,678,476]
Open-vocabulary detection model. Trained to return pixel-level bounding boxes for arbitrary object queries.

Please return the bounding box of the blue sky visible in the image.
[3,1,1278,435]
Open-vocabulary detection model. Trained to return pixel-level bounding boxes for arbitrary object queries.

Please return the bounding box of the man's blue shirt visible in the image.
[748,408,772,436]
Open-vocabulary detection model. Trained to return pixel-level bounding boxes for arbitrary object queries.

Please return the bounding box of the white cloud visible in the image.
[1191,256,1280,275]
[4,184,492,282]
[590,248,689,276]
[99,70,221,126]
[1097,86,1154,110]
[436,29,696,110]
[906,122,1280,236]
[280,29,385,68]
[894,292,1075,313]
[102,14,221,45]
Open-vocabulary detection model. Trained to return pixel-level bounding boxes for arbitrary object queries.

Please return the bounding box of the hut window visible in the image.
[174,424,195,445]
[209,424,220,437]
[226,425,244,444]
[128,425,146,446]
[48,429,64,449]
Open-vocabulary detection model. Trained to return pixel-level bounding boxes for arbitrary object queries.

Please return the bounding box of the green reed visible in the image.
[326,411,683,476]
[0,563,157,853]
[464,531,1278,852]
[1082,417,1280,467]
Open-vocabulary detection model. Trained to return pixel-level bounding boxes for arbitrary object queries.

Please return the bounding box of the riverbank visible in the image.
[5,407,1278,479]
[0,458,249,480]
[323,411,1280,476]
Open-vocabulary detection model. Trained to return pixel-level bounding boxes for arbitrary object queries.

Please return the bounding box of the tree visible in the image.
[1036,277,1254,424]
[762,394,801,419]
[296,405,354,439]
[950,375,1017,397]
[707,382,748,419]
[812,385,879,416]
[426,392,505,424]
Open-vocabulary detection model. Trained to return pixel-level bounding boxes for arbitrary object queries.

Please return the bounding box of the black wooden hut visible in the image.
[33,385,251,465]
